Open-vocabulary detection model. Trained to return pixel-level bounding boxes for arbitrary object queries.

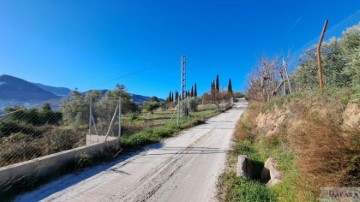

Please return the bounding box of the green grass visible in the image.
[120,117,207,151]
[119,106,223,152]
[229,175,277,202]
[224,139,299,202]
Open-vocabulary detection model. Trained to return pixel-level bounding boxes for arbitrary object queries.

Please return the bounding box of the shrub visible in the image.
[0,120,41,138]
[75,153,93,169]
[43,128,81,154]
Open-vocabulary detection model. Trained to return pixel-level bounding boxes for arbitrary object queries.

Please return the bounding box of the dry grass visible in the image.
[0,126,85,167]
[291,115,360,192]
[234,102,261,143]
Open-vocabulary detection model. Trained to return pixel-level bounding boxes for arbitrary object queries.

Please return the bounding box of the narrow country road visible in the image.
[16,99,247,202]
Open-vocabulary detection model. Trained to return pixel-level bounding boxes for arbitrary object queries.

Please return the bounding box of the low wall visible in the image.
[0,136,119,190]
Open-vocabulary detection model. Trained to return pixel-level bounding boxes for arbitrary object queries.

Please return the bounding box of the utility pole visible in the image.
[181,56,186,100]
[178,56,186,126]
[317,19,328,90]
[282,58,292,94]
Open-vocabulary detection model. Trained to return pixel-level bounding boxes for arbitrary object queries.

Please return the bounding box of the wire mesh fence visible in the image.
[0,89,232,169]
[0,96,121,168]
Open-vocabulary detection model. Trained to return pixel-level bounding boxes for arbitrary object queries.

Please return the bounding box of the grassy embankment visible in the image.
[219,87,360,202]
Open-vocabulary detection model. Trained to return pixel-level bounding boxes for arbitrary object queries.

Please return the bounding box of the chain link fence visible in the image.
[0,96,121,168]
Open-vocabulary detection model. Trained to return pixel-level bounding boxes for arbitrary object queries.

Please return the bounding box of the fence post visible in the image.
[317,19,328,90]
[118,96,122,139]
[89,97,92,136]
[105,104,119,142]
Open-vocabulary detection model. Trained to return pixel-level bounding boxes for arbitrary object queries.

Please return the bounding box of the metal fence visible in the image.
[0,97,120,168]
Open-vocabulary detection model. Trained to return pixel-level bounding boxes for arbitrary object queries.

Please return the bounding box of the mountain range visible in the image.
[0,74,161,112]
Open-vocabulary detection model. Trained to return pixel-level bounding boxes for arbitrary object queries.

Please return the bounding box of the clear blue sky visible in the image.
[0,0,359,98]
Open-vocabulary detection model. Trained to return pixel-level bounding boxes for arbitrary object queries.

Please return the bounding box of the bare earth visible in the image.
[16,100,247,202]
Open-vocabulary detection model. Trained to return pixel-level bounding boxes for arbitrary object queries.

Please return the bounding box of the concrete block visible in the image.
[236,155,253,179]
[261,158,282,187]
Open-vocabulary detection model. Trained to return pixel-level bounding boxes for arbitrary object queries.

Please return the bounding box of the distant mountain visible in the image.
[32,83,71,96]
[0,75,59,102]
[0,75,61,112]
[130,93,165,104]
[0,74,164,113]
[83,90,164,105]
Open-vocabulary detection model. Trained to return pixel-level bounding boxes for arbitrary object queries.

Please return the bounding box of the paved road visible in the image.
[16,100,247,202]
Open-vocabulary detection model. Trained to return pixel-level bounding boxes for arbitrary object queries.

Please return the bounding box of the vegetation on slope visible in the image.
[219,23,360,202]
[220,87,360,201]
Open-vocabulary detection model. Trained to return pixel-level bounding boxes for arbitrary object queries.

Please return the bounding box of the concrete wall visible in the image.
[86,135,117,145]
[0,136,119,189]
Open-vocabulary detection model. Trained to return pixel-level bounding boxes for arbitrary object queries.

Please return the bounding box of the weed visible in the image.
[75,153,93,169]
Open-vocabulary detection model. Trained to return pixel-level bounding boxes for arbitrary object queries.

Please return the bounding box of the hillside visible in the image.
[0,75,60,111]
[0,75,164,112]
[32,83,71,96]
[0,75,59,101]
[221,87,360,201]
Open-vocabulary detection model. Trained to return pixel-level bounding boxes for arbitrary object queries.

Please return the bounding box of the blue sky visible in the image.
[0,0,359,98]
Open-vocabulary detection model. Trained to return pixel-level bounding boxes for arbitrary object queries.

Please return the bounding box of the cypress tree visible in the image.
[175,91,179,101]
[228,79,233,94]
[191,86,194,97]
[216,74,220,92]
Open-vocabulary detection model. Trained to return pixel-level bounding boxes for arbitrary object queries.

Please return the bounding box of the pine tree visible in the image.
[194,83,197,97]
[216,74,220,92]
[228,79,233,94]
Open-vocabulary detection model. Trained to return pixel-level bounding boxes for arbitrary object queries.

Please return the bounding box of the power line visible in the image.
[96,57,178,87]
